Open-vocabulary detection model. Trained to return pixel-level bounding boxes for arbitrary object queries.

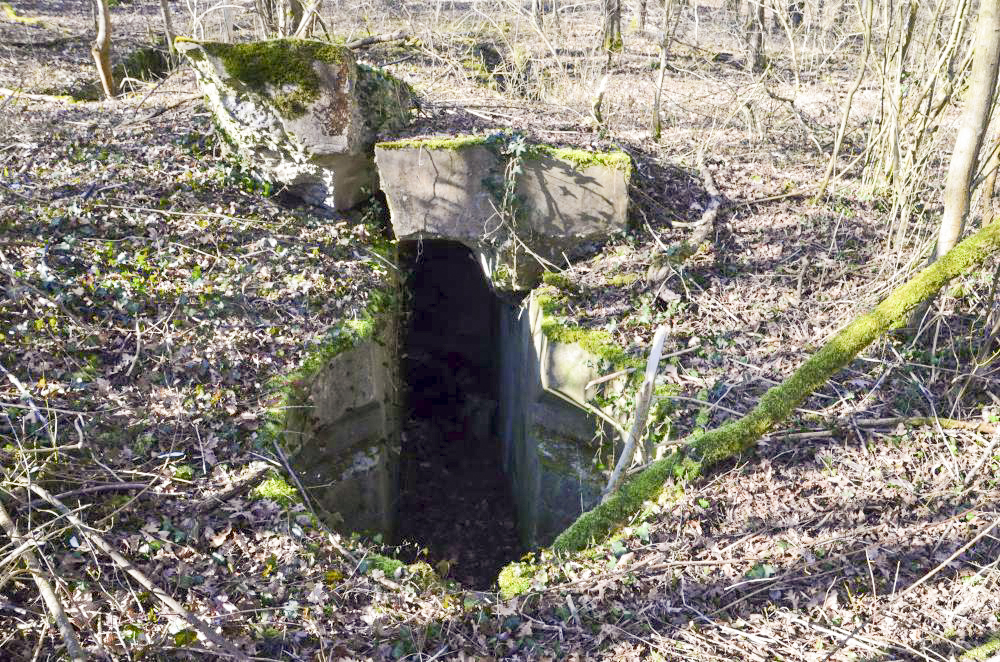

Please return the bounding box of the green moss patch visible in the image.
[534,286,637,369]
[2,2,42,24]
[361,553,405,576]
[527,144,633,178]
[252,471,300,506]
[377,134,632,179]
[541,271,577,292]
[192,38,352,118]
[497,561,536,600]
[377,135,490,151]
[608,273,639,287]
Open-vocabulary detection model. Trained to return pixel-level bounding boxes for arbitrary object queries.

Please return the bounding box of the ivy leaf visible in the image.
[746,563,776,580]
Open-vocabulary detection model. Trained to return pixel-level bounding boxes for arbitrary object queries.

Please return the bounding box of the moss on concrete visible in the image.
[376,135,490,151]
[268,287,396,455]
[534,286,638,370]
[541,320,630,366]
[608,273,639,286]
[527,144,633,179]
[541,271,577,292]
[551,216,1000,553]
[377,134,631,178]
[187,38,352,118]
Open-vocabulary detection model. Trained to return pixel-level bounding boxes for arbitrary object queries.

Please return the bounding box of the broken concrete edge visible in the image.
[255,286,396,466]
[496,285,685,599]
[533,284,640,372]
[376,134,633,180]
[175,36,353,119]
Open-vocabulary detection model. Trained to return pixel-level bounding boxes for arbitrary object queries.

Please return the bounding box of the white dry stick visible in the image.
[602,324,669,501]
[965,427,1000,486]
[0,502,88,661]
[899,515,1000,599]
[26,485,248,660]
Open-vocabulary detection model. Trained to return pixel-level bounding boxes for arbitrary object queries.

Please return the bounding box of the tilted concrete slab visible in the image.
[177,38,414,210]
[375,137,630,289]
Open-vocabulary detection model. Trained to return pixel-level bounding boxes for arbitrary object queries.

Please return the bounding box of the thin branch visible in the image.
[26,484,248,660]
[603,325,669,500]
[0,501,87,661]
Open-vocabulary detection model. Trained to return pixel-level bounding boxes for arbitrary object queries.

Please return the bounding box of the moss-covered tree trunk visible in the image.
[552,215,1000,553]
[601,0,623,55]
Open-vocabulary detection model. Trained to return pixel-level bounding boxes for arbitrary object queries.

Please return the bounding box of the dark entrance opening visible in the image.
[396,240,523,588]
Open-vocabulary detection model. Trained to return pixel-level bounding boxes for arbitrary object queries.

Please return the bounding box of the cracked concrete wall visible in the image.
[286,317,401,537]
[497,294,612,548]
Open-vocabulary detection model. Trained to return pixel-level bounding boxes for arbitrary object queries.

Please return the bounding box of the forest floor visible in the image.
[2,0,1000,660]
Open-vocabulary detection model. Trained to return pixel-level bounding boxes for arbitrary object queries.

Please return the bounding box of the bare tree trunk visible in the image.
[651,0,674,140]
[275,0,303,37]
[639,0,648,31]
[159,0,176,57]
[532,0,544,29]
[602,0,623,55]
[935,0,1000,259]
[294,0,324,37]
[905,0,1000,334]
[91,0,114,99]
[746,0,766,72]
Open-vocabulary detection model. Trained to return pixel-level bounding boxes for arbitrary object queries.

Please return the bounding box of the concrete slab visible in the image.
[375,137,630,289]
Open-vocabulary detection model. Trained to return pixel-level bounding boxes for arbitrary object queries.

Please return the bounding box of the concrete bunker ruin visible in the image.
[178,37,641,583]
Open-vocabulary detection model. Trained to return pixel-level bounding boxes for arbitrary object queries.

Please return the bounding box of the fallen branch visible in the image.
[346,31,408,49]
[965,427,1000,486]
[0,87,76,103]
[854,416,998,434]
[766,416,1000,440]
[116,93,200,127]
[552,215,1000,552]
[26,484,248,660]
[194,464,271,514]
[0,501,87,661]
[688,148,725,247]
